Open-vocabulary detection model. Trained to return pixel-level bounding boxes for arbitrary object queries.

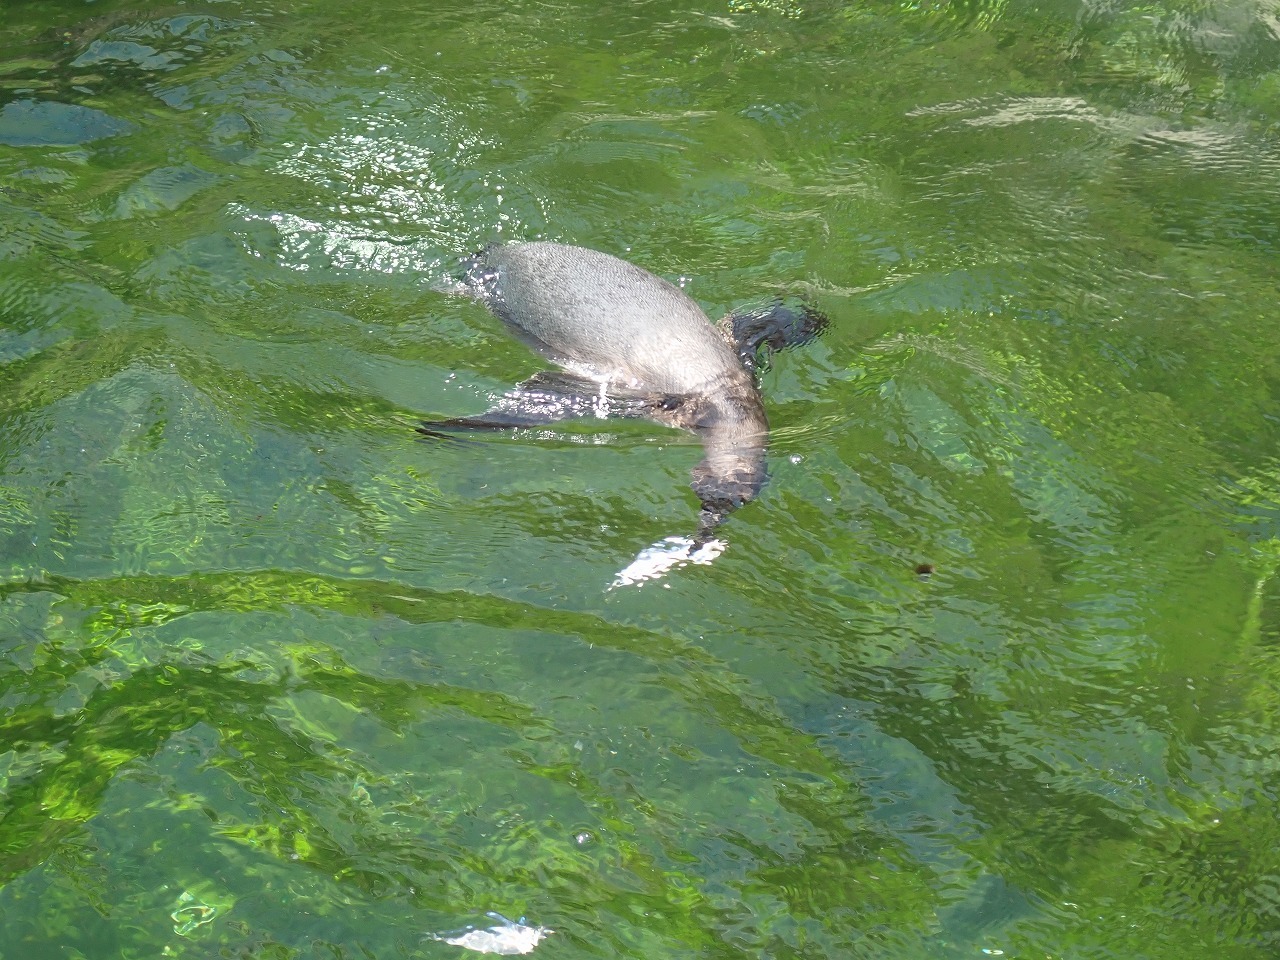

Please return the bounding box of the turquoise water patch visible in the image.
[0,99,135,147]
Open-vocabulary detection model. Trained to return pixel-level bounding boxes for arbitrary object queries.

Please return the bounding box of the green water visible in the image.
[2,0,1280,956]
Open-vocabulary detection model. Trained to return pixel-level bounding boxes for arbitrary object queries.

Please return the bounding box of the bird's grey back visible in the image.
[476,242,743,395]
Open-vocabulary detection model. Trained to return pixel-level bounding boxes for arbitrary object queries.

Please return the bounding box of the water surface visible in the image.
[2,0,1279,957]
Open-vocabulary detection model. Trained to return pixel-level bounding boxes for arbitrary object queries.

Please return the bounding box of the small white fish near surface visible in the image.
[610,536,726,589]
[431,913,553,955]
